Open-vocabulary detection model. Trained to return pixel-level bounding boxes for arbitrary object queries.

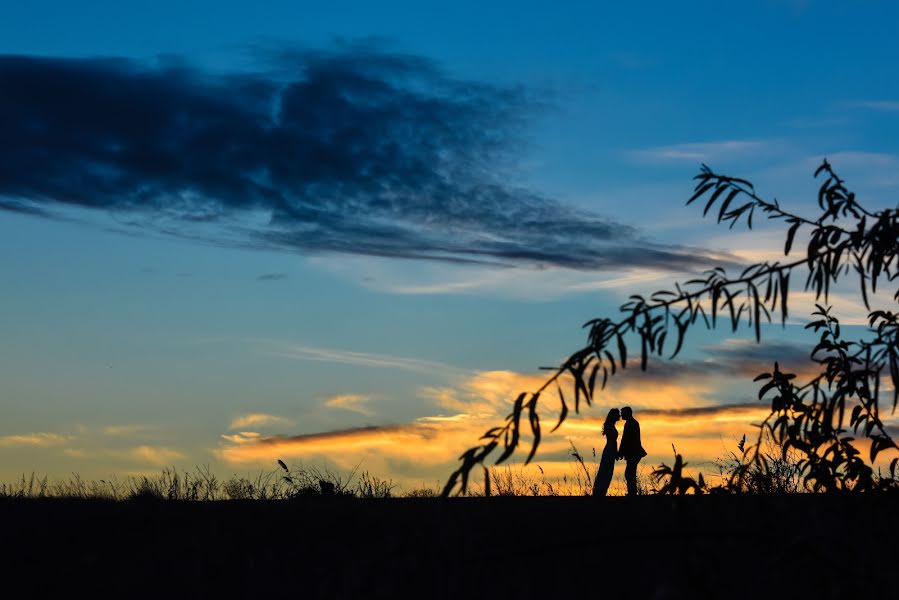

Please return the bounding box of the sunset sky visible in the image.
[2,1,898,492]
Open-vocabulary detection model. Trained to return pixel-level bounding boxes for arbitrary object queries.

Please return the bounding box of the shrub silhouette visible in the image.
[713,434,803,494]
[444,160,899,495]
[652,452,705,495]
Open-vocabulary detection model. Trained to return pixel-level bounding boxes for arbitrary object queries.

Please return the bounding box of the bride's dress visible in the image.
[593,427,618,496]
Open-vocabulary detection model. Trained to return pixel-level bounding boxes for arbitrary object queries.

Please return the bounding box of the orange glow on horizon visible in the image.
[215,368,786,490]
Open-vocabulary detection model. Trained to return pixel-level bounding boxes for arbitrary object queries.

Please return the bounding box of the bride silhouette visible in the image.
[592,408,620,497]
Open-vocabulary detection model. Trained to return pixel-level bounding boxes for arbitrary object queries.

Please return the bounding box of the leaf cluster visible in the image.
[651,449,705,495]
[740,304,899,492]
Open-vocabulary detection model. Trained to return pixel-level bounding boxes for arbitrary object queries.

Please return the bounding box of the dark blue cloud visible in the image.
[706,340,813,377]
[616,339,814,384]
[0,47,735,271]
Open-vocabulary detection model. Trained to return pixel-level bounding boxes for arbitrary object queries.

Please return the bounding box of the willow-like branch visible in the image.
[443,160,899,496]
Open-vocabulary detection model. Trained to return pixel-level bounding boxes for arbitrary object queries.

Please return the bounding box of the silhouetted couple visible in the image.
[593,406,647,497]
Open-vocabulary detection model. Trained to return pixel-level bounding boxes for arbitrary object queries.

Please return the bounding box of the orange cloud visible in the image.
[215,365,768,490]
[229,413,293,430]
[62,445,188,466]
[221,431,264,445]
[323,394,374,416]
[128,446,186,466]
[420,370,549,416]
[217,421,465,467]
[214,355,899,492]
[0,432,71,448]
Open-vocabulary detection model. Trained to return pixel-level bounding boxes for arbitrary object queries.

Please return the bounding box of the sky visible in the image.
[1,1,898,493]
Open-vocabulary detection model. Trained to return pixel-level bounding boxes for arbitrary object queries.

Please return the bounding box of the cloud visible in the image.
[220,349,867,492]
[0,47,733,273]
[217,341,899,486]
[62,444,188,466]
[215,366,734,482]
[129,445,186,465]
[631,140,768,163]
[0,432,71,448]
[323,393,374,416]
[420,370,550,416]
[308,253,741,301]
[102,425,151,437]
[418,367,722,425]
[0,197,51,217]
[229,413,294,430]
[256,273,287,281]
[700,338,815,379]
[636,402,765,419]
[272,343,466,377]
[783,289,896,327]
[220,431,263,445]
[217,423,437,465]
[215,396,771,490]
[615,337,820,386]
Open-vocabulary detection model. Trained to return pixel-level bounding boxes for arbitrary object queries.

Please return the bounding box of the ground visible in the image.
[2,494,896,598]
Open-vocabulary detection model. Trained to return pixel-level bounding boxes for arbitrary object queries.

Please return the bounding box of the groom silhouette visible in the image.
[616,406,647,496]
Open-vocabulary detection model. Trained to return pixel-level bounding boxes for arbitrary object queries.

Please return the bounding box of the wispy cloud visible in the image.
[420,370,553,416]
[215,415,515,471]
[309,254,740,300]
[61,445,188,465]
[0,46,740,273]
[323,393,374,416]
[220,431,263,445]
[0,432,71,448]
[787,289,896,326]
[129,445,186,466]
[631,140,768,163]
[229,413,294,430]
[701,338,815,378]
[273,343,466,377]
[637,402,765,419]
[102,425,151,437]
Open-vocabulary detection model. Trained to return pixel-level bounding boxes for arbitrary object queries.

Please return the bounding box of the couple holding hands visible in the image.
[593,406,647,497]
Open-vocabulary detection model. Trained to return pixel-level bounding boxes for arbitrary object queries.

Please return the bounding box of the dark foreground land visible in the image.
[2,494,896,599]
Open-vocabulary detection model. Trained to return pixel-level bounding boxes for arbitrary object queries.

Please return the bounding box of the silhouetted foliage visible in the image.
[652,447,705,495]
[277,459,378,497]
[713,434,803,494]
[444,160,899,496]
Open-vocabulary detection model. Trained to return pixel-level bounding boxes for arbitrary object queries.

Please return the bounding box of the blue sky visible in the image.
[1,1,898,490]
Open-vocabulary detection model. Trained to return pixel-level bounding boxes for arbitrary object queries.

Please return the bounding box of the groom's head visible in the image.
[621,406,633,419]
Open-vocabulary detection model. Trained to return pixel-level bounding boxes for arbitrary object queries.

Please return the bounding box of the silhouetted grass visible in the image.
[0,447,667,501]
[0,463,411,501]
[0,437,791,501]
[0,464,599,500]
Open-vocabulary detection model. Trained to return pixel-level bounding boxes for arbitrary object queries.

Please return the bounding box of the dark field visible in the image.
[2,494,896,599]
